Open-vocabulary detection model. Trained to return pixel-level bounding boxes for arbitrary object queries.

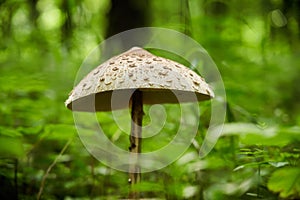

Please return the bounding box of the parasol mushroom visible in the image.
[65,47,214,199]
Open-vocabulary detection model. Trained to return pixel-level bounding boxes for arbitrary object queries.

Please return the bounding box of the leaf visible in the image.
[268,167,300,198]
[268,161,289,168]
[219,123,300,146]
[18,125,44,135]
[43,124,76,140]
[182,185,198,198]
[0,127,24,158]
[0,136,24,158]
[132,181,164,193]
[204,178,254,199]
[176,151,198,166]
[0,74,47,93]
[0,126,22,137]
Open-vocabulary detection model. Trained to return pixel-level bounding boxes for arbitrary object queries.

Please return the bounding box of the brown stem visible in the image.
[37,138,73,200]
[128,89,143,199]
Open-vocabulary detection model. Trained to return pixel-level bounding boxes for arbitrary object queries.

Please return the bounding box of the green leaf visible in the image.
[18,125,44,135]
[182,185,198,198]
[219,123,300,146]
[132,181,164,193]
[0,126,22,137]
[43,124,76,140]
[0,136,24,158]
[268,167,300,198]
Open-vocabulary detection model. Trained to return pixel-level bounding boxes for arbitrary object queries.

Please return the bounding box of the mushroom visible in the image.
[65,47,214,198]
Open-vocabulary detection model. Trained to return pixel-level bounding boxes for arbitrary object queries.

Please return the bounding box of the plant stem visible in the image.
[128,89,143,199]
[37,138,73,200]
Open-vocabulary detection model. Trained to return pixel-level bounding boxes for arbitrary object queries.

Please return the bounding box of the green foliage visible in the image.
[268,167,300,198]
[0,0,300,199]
[221,123,300,146]
[0,136,24,158]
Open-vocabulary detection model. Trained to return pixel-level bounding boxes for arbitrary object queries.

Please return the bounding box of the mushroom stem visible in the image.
[128,89,143,199]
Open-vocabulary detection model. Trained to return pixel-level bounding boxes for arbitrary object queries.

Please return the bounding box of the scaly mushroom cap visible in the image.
[66,47,214,112]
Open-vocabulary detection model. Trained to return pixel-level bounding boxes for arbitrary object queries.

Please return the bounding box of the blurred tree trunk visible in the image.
[27,0,39,27]
[61,0,73,49]
[180,0,192,36]
[106,0,149,38]
[104,0,150,56]
[282,0,300,49]
[0,1,18,38]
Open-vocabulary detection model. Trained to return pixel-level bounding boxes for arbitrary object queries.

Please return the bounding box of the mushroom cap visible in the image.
[66,47,214,112]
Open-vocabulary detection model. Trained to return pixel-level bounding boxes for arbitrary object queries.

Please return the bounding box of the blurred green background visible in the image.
[0,0,300,199]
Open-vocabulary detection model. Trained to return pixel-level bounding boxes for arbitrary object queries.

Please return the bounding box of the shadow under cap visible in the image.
[65,47,214,112]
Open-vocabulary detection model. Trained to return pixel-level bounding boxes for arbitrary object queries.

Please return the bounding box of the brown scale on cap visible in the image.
[65,47,214,112]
